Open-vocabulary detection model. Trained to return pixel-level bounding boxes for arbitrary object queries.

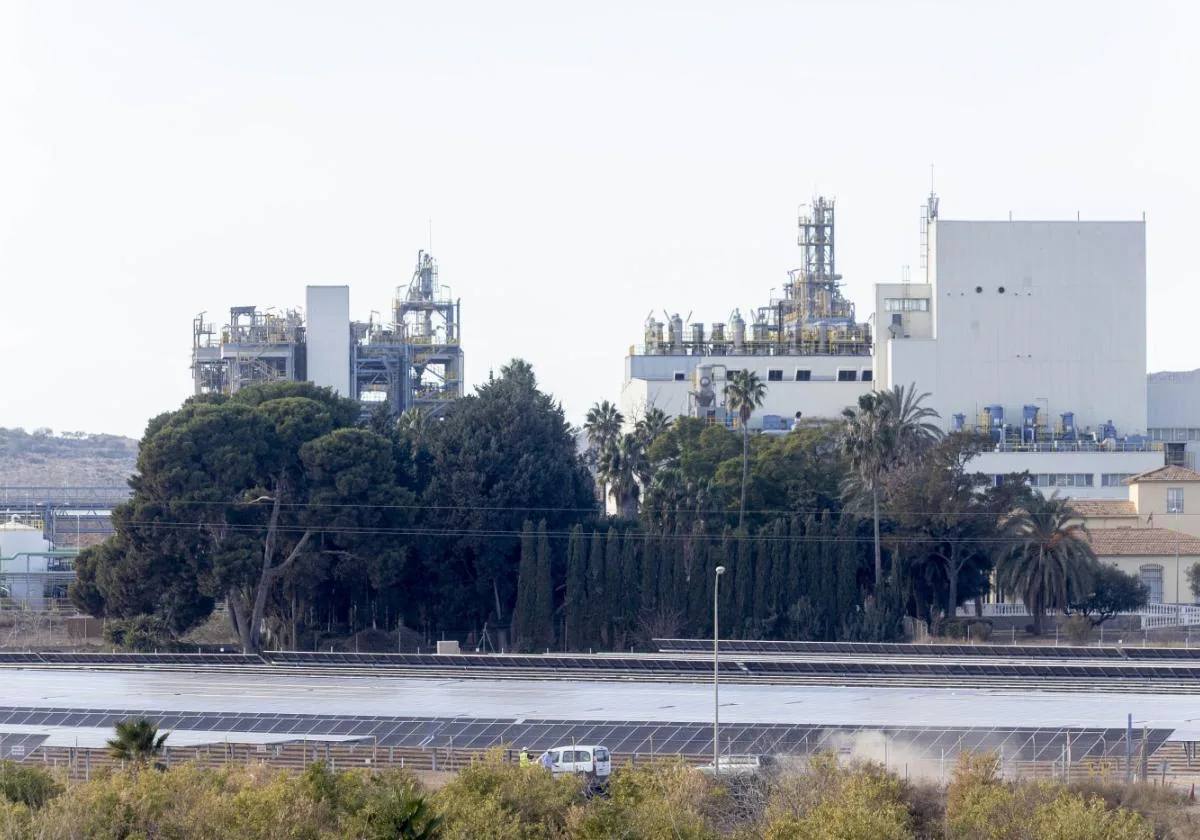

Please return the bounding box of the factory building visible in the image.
[191,251,464,416]
[876,195,1159,498]
[621,192,1166,499]
[619,197,874,431]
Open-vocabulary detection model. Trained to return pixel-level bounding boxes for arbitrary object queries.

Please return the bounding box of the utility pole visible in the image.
[714,565,726,776]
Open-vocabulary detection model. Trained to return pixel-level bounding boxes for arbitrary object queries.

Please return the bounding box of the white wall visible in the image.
[621,353,872,427]
[305,285,351,397]
[970,449,1163,499]
[1148,370,1200,429]
[887,219,1147,435]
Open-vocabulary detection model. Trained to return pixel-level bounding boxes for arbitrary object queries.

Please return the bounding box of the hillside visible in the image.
[0,427,137,487]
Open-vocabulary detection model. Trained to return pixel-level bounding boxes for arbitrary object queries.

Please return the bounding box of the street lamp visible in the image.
[713,565,726,776]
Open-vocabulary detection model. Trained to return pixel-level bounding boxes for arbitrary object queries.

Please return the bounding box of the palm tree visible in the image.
[107,717,169,765]
[396,407,431,440]
[598,433,650,518]
[840,384,941,588]
[584,401,625,503]
[634,406,672,449]
[997,491,1097,635]
[724,370,768,528]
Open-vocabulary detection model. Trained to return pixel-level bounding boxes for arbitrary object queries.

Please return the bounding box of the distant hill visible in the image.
[0,427,137,487]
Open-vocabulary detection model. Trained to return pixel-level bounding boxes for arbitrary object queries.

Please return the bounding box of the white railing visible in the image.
[957,601,1200,629]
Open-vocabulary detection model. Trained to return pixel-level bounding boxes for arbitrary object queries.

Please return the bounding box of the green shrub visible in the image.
[0,761,60,809]
[1063,614,1093,646]
[434,749,580,839]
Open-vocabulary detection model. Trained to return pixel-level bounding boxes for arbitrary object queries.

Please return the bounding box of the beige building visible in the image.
[1083,528,1200,605]
[1069,466,1200,604]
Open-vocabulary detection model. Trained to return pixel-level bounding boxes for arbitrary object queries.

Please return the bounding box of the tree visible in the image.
[724,370,767,529]
[421,360,593,639]
[532,521,554,651]
[841,384,941,589]
[885,433,1016,624]
[584,400,624,503]
[1068,564,1149,627]
[998,492,1097,635]
[634,406,672,449]
[70,382,387,653]
[597,433,649,518]
[564,525,587,651]
[107,717,169,765]
[513,521,538,651]
[1187,561,1200,601]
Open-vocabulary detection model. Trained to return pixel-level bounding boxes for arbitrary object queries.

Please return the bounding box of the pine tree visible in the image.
[564,525,586,651]
[513,520,537,651]
[533,520,554,651]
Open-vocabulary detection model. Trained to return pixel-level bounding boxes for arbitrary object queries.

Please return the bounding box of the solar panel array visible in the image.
[265,651,1200,680]
[0,732,47,760]
[0,652,260,666]
[655,638,1200,661]
[0,707,1162,762]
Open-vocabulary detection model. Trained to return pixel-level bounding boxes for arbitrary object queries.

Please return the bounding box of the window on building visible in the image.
[1166,443,1188,466]
[861,370,873,382]
[883,298,929,312]
[767,369,783,382]
[1028,473,1094,488]
[1139,564,1164,605]
[837,370,857,382]
[1101,473,1135,487]
[673,372,686,382]
[794,369,811,382]
[1168,487,1185,514]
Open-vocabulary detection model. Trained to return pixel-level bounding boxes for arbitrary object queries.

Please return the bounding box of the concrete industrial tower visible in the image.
[191,251,465,417]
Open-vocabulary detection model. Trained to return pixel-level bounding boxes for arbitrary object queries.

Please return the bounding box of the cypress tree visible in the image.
[603,528,621,647]
[734,528,754,637]
[657,529,676,619]
[686,524,709,631]
[639,529,659,614]
[836,516,860,623]
[533,520,554,651]
[513,520,537,651]
[619,531,641,645]
[719,527,736,624]
[564,525,586,651]
[752,528,772,629]
[584,529,605,651]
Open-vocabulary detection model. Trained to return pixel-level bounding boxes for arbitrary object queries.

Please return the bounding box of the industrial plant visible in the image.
[622,192,1186,501]
[191,250,464,416]
[623,196,874,431]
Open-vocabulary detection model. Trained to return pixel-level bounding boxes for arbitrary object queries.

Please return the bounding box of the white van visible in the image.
[542,744,612,780]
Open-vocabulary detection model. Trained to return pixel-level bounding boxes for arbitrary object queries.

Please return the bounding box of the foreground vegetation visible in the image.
[0,751,1194,839]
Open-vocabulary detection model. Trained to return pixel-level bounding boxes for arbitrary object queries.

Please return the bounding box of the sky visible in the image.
[1,0,1197,439]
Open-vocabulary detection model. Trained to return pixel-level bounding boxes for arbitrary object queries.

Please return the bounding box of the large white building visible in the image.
[621,194,1165,499]
[876,198,1159,498]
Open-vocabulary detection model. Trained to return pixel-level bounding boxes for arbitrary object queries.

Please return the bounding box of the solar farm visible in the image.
[1,641,1199,782]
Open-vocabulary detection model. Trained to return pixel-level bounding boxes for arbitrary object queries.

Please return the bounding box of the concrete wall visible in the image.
[305,286,351,397]
[887,219,1146,435]
[621,353,873,427]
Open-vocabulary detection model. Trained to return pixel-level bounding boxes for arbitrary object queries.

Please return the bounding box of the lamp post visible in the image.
[713,565,726,776]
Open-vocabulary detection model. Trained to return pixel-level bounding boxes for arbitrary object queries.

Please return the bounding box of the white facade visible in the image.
[1147,370,1200,469]
[620,353,872,429]
[304,285,351,397]
[879,219,1147,436]
[970,449,1164,500]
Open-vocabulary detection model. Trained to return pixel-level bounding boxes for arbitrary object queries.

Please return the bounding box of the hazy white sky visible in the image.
[2,1,1197,439]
